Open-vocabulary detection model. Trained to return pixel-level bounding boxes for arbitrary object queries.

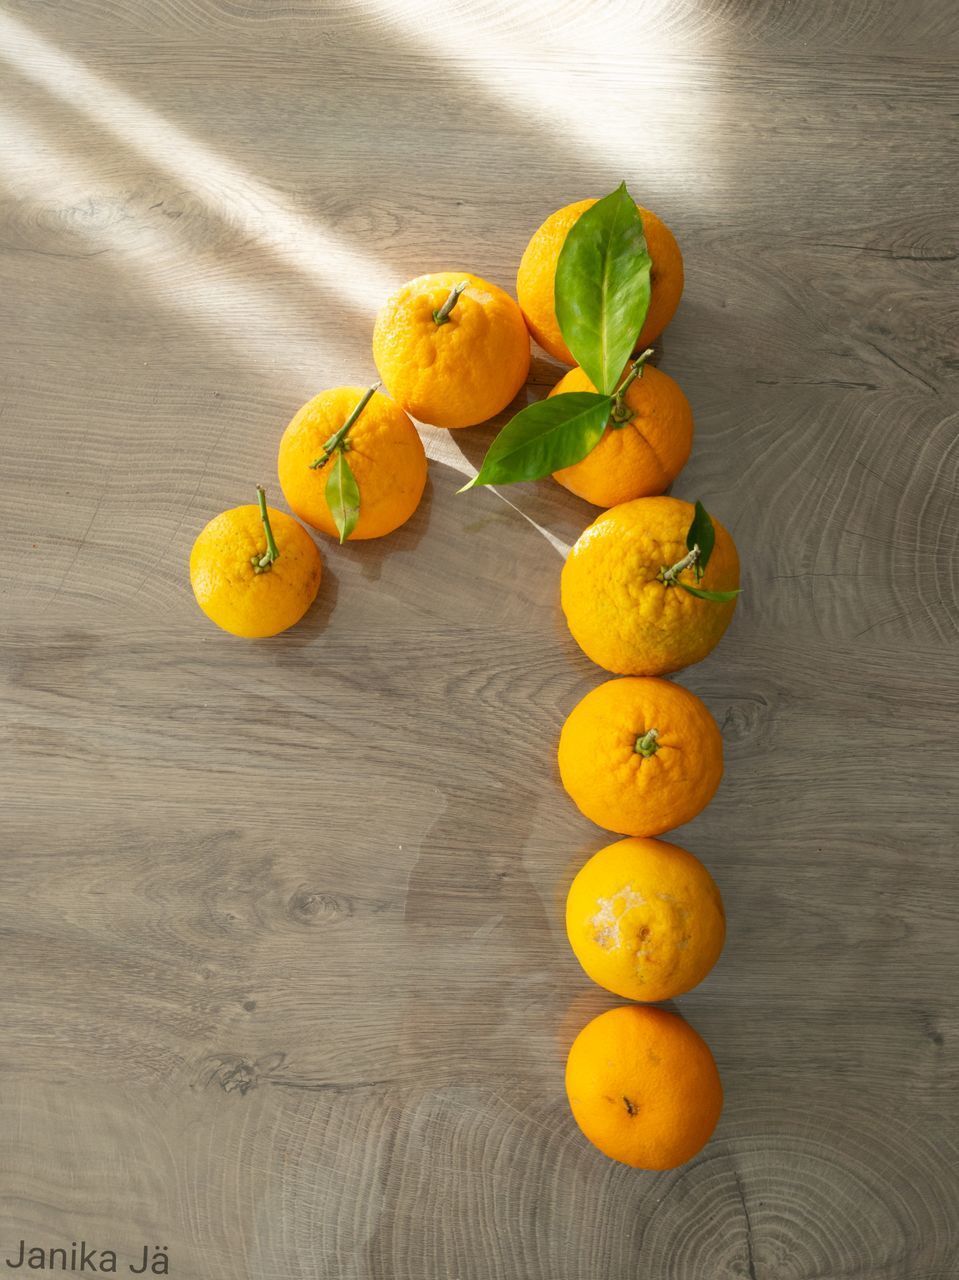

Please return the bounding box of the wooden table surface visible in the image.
[1,2,957,1277]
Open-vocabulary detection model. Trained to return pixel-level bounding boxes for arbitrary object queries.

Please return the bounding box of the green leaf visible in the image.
[462,392,613,489]
[555,182,652,395]
[676,582,742,603]
[326,449,360,544]
[686,499,716,580]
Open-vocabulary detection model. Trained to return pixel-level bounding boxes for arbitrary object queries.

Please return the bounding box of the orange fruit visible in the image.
[565,1004,722,1169]
[550,362,693,507]
[565,836,725,1002]
[190,487,322,638]
[372,271,530,429]
[561,496,740,675]
[517,199,683,364]
[278,386,427,541]
[558,677,723,835]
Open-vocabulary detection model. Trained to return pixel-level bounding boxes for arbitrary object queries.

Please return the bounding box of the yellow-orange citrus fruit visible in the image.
[565,1004,723,1169]
[558,677,722,835]
[278,386,427,541]
[561,496,740,675]
[517,199,684,363]
[190,499,322,638]
[372,272,530,428]
[565,836,725,1002]
[550,363,693,507]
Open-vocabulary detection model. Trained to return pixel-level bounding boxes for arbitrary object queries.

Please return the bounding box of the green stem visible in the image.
[310,382,381,469]
[658,545,700,586]
[251,485,280,573]
[634,727,660,758]
[609,348,654,425]
[433,280,468,325]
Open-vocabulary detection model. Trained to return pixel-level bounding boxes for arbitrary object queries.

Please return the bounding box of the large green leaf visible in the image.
[326,449,360,544]
[555,182,651,395]
[462,392,613,488]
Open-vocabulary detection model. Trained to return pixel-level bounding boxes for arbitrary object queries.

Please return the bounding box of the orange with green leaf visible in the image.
[562,496,741,675]
[549,353,693,507]
[517,197,684,365]
[278,383,427,543]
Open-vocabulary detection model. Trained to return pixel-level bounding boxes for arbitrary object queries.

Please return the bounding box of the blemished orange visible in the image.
[372,272,530,428]
[517,199,684,364]
[565,836,725,1002]
[558,677,723,836]
[565,1004,723,1169]
[189,493,322,638]
[561,496,740,675]
[278,386,427,541]
[550,363,693,507]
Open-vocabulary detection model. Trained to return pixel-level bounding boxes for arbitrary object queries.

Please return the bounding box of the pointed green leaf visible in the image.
[326,449,360,544]
[676,582,742,603]
[555,182,651,395]
[464,392,613,488]
[686,499,716,579]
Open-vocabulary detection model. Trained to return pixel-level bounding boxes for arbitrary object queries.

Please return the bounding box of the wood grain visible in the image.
[1,1,957,1277]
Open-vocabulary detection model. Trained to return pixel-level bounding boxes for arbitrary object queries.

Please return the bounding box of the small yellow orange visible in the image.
[190,488,322,638]
[565,836,725,1002]
[565,1004,723,1169]
[372,271,530,428]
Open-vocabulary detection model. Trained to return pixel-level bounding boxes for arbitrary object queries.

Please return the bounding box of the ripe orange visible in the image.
[278,386,427,541]
[565,1004,723,1169]
[517,199,683,364]
[372,272,530,428]
[561,496,740,675]
[558,677,722,835]
[189,487,322,638]
[550,362,693,507]
[565,836,725,1002]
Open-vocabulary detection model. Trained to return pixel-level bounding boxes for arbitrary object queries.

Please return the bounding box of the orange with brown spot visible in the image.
[565,1004,723,1169]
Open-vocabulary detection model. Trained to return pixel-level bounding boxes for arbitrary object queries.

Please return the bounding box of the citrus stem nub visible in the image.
[311,382,381,469]
[635,727,660,757]
[251,485,280,574]
[433,280,468,325]
[609,348,654,425]
[659,545,700,586]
